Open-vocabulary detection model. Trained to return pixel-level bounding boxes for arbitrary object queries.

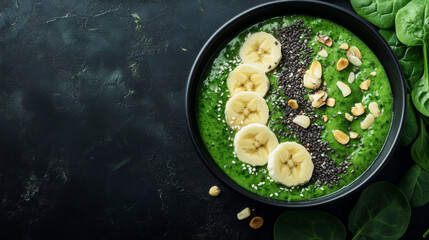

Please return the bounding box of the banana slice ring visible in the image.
[268,142,314,187]
[227,64,270,97]
[239,32,282,72]
[234,123,279,166]
[225,92,269,130]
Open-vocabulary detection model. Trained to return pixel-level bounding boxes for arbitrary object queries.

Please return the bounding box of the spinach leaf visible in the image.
[411,46,429,116]
[274,210,346,240]
[395,0,429,47]
[379,29,423,89]
[399,95,419,146]
[379,29,407,57]
[411,117,429,171]
[396,0,429,116]
[348,182,411,240]
[400,46,425,88]
[425,227,429,238]
[424,115,429,126]
[398,164,429,207]
[351,0,411,28]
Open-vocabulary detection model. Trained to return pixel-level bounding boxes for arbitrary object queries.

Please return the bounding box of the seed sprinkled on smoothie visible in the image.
[272,20,350,188]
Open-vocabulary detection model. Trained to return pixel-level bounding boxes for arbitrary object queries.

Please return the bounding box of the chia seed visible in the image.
[274,19,348,188]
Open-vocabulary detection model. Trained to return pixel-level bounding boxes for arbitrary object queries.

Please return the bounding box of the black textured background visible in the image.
[0,0,427,239]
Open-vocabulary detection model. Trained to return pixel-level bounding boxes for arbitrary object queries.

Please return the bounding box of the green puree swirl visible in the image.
[196,16,392,201]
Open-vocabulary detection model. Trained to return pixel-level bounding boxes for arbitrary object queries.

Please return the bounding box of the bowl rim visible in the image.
[185,0,406,207]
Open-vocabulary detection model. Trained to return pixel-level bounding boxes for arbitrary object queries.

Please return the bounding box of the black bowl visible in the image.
[186,0,406,207]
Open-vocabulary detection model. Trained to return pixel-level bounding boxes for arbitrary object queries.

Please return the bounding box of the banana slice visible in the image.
[267,142,314,187]
[234,123,279,166]
[225,92,269,130]
[227,64,270,97]
[239,32,282,72]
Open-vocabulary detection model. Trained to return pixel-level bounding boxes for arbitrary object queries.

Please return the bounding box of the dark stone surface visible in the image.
[0,0,426,239]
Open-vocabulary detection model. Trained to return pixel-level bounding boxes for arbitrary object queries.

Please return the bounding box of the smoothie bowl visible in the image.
[186,1,406,206]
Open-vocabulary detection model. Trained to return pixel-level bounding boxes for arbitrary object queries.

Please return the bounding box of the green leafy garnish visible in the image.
[351,0,411,28]
[398,164,429,207]
[396,0,429,116]
[274,210,346,240]
[411,117,429,171]
[348,182,411,240]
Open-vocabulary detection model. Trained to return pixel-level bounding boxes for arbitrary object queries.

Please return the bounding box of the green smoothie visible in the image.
[196,15,392,201]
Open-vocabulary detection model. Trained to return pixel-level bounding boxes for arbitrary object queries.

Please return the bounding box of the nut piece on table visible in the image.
[209,186,221,196]
[345,113,354,122]
[323,115,328,122]
[348,72,355,83]
[350,131,359,139]
[351,103,365,116]
[361,114,375,130]
[336,81,351,97]
[340,42,349,50]
[237,207,251,220]
[360,79,371,91]
[318,48,328,58]
[369,102,381,117]
[337,58,349,71]
[249,216,264,229]
[293,115,311,128]
[347,46,362,59]
[333,130,350,145]
[288,99,299,109]
[326,98,336,107]
[317,35,333,47]
[303,61,322,90]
